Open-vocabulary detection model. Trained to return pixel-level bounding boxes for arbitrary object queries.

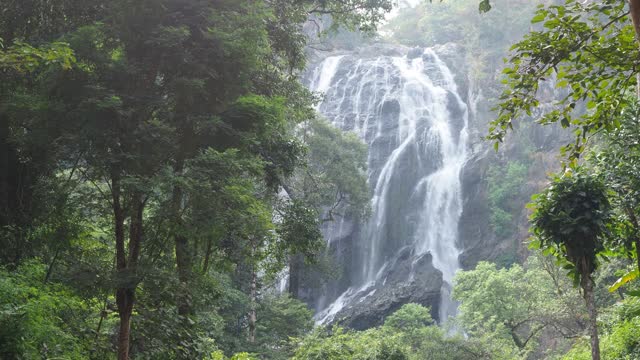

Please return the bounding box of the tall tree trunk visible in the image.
[580,259,600,360]
[171,157,193,318]
[116,289,134,360]
[249,242,257,344]
[171,127,198,360]
[630,0,640,42]
[175,232,192,315]
[43,246,60,284]
[112,171,130,360]
[128,192,143,268]
[0,118,10,232]
[113,170,144,360]
[628,0,640,278]
[202,237,213,274]
[624,207,640,273]
[630,0,640,98]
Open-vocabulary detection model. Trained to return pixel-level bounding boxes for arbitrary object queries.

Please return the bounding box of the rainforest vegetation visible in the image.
[3,0,640,359]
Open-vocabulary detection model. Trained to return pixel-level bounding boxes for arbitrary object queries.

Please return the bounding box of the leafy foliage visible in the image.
[294,118,370,219]
[487,161,529,238]
[385,0,537,90]
[562,300,640,360]
[292,303,503,360]
[530,170,611,280]
[490,0,639,160]
[253,295,314,359]
[592,104,640,276]
[0,260,108,359]
[454,259,587,357]
[0,39,75,71]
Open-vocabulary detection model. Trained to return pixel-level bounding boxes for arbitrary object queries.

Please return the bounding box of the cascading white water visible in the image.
[308,48,468,325]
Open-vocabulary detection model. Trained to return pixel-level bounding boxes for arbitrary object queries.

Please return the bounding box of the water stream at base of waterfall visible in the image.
[308,48,469,326]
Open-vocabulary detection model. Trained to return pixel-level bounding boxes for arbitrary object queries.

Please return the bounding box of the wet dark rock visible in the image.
[332,250,443,330]
[458,149,497,268]
[407,47,424,59]
[447,91,467,144]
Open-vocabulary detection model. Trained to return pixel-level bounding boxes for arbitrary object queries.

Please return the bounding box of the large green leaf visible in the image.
[609,269,640,293]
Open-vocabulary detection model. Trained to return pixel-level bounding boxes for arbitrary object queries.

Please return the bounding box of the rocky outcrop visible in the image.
[458,148,497,268]
[329,248,443,330]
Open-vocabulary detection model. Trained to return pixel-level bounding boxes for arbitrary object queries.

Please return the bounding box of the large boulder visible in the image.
[326,248,443,330]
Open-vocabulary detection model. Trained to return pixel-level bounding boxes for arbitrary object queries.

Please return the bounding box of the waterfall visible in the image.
[308,48,468,325]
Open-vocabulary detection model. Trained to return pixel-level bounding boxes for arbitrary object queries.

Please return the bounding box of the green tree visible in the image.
[0,39,74,72]
[282,118,370,298]
[488,0,640,160]
[592,105,640,286]
[383,303,434,332]
[453,259,587,357]
[487,161,529,238]
[0,260,108,359]
[253,295,314,359]
[530,170,612,360]
[292,304,496,360]
[291,326,408,360]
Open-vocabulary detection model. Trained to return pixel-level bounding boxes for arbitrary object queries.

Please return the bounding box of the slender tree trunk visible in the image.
[580,259,600,360]
[44,246,60,283]
[624,207,640,273]
[280,185,305,299]
[202,237,213,274]
[112,171,130,360]
[95,299,107,341]
[630,0,640,42]
[630,0,640,98]
[249,242,257,344]
[175,231,192,316]
[128,192,143,268]
[635,235,640,274]
[91,299,108,357]
[171,127,198,360]
[112,170,144,360]
[0,118,10,232]
[112,173,126,271]
[171,156,194,319]
[626,0,640,277]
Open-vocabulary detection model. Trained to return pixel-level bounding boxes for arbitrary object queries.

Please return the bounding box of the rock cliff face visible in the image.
[458,148,497,269]
[458,80,572,268]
